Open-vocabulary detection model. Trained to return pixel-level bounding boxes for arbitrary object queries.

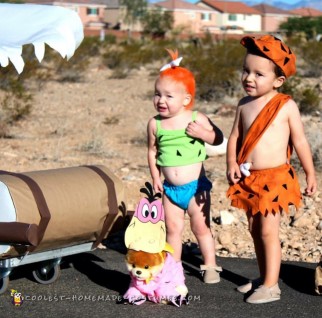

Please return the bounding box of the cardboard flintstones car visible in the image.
[0,4,128,294]
[0,165,127,294]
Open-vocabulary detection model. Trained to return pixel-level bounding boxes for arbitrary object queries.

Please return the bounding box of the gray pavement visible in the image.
[0,233,320,318]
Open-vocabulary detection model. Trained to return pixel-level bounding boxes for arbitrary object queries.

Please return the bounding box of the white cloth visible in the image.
[0,3,84,73]
[240,162,252,177]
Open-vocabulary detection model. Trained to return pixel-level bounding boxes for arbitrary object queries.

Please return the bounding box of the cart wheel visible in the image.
[0,276,9,294]
[32,263,61,284]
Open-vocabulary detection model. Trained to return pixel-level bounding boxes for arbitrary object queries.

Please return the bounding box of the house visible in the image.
[253,3,295,33]
[197,0,262,33]
[152,0,216,34]
[98,0,121,29]
[23,0,107,32]
[290,7,322,17]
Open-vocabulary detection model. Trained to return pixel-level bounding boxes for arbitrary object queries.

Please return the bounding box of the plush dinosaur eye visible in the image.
[132,264,136,268]
[141,203,149,218]
[151,205,159,219]
[144,265,149,269]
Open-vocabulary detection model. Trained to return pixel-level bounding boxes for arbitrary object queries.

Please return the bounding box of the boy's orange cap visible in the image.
[241,35,296,78]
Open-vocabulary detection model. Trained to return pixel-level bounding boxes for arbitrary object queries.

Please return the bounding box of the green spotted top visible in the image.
[156,111,207,167]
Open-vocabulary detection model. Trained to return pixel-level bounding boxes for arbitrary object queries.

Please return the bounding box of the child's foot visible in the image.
[236,277,262,294]
[246,284,281,304]
[200,265,222,284]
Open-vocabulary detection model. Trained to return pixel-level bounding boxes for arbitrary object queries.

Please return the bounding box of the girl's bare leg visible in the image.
[187,191,216,266]
[163,194,185,262]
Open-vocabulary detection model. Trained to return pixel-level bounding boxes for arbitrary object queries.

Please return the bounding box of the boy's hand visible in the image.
[227,162,242,185]
[304,174,317,196]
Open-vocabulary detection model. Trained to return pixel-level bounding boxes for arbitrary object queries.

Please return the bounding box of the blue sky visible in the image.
[149,1,322,11]
[182,0,297,3]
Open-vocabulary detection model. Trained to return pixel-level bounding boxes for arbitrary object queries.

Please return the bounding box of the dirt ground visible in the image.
[1,62,321,263]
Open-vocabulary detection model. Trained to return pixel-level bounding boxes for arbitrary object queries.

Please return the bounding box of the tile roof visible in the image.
[24,0,108,5]
[290,7,322,17]
[94,0,119,7]
[253,3,294,15]
[200,0,261,15]
[154,0,212,11]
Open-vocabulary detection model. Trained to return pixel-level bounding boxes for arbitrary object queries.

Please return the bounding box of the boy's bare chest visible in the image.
[241,104,265,130]
[241,103,288,136]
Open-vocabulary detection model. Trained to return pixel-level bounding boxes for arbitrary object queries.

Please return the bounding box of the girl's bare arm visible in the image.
[186,112,223,145]
[147,118,163,192]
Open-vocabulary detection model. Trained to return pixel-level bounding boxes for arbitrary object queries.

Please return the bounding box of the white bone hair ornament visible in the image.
[160,57,183,72]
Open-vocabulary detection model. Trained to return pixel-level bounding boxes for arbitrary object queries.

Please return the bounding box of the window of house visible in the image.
[87,8,98,15]
[201,13,211,21]
[228,14,237,21]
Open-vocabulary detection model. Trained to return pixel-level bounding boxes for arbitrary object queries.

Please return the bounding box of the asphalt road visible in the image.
[0,234,320,318]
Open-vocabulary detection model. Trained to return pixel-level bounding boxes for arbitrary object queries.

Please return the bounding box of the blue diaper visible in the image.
[163,176,212,210]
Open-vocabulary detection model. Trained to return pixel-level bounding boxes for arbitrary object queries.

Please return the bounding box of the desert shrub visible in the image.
[280,76,302,99]
[103,49,124,70]
[103,115,120,125]
[183,39,244,101]
[103,38,244,100]
[0,121,9,138]
[0,78,32,136]
[299,41,322,78]
[0,48,37,137]
[281,77,321,115]
[0,68,32,109]
[80,138,103,154]
[46,36,103,82]
[100,33,117,45]
[0,44,51,87]
[201,30,214,47]
[298,87,320,114]
[110,68,129,79]
[129,136,146,146]
[280,17,322,40]
[102,39,177,75]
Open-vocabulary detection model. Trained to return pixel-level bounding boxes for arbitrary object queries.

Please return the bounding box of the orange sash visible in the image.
[237,93,291,165]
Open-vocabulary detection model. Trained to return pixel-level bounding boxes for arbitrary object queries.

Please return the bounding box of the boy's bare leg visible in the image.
[163,195,185,262]
[261,212,281,287]
[248,213,266,279]
[249,212,281,287]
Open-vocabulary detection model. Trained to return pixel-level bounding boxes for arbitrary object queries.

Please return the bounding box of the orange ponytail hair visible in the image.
[160,49,195,110]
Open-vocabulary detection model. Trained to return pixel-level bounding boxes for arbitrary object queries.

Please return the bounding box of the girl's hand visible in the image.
[153,178,163,194]
[227,162,242,185]
[186,120,206,140]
